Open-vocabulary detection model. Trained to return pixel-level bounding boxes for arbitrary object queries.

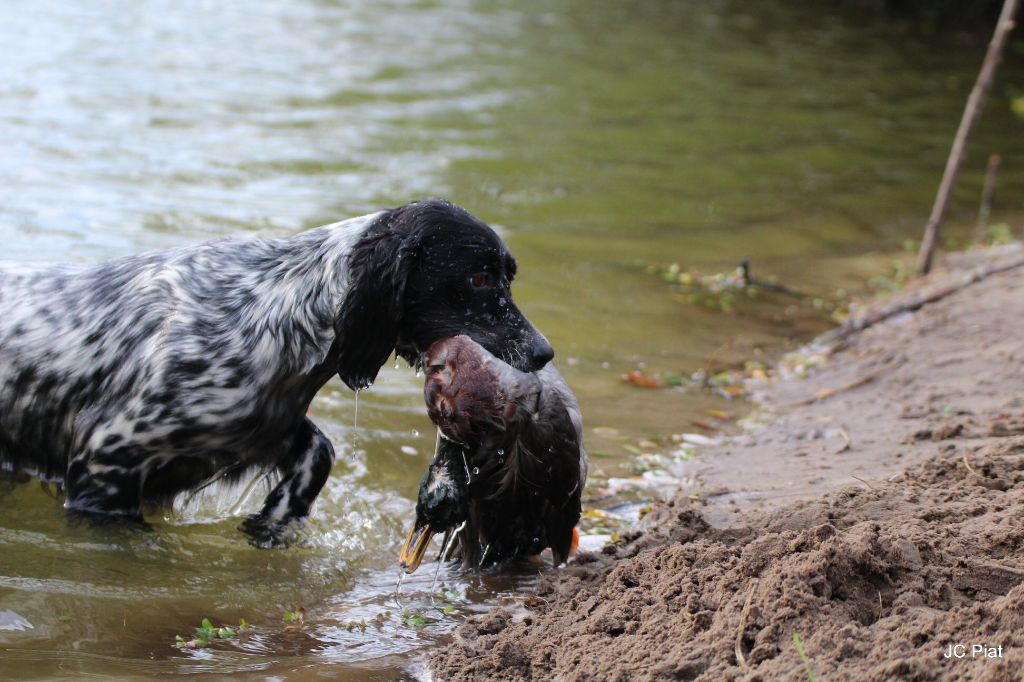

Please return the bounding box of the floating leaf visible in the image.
[622,370,663,389]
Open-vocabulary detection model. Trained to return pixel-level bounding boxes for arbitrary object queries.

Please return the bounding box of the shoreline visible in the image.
[427,243,1024,680]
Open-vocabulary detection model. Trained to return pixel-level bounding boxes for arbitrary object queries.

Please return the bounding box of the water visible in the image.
[2,0,1023,678]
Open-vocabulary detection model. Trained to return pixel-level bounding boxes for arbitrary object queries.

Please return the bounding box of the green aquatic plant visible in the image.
[175,617,251,649]
[401,609,430,629]
[646,262,758,314]
[983,223,1015,246]
[283,608,305,626]
[343,618,368,632]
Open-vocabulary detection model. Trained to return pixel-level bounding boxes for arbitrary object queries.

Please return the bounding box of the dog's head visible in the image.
[335,199,554,391]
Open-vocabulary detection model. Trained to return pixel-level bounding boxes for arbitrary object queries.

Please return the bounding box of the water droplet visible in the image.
[497,449,504,456]
[351,390,360,459]
[411,429,420,437]
[472,467,480,475]
[532,537,540,545]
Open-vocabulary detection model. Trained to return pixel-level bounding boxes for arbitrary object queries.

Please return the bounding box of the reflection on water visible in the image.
[1,0,1022,678]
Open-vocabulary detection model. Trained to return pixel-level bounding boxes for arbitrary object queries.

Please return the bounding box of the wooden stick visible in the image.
[789,370,882,407]
[974,153,1002,241]
[916,0,1020,275]
[821,252,1024,346]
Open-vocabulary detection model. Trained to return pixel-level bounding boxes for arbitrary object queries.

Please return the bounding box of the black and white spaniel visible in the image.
[0,199,553,545]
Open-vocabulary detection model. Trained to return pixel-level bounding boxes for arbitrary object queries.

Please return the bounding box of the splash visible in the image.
[430,554,445,592]
[394,570,406,607]
[479,543,491,567]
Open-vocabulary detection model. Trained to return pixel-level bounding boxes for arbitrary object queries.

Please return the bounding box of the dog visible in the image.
[0,199,553,545]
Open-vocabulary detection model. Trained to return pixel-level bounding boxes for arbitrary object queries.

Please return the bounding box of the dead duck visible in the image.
[399,335,587,572]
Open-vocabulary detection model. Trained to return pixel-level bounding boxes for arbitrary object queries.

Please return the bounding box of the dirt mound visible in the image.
[430,437,1024,680]
[430,248,1024,680]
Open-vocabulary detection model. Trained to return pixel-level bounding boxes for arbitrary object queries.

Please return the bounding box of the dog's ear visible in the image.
[335,218,417,391]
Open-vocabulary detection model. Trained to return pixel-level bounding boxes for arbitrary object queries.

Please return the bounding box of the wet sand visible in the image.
[429,244,1024,680]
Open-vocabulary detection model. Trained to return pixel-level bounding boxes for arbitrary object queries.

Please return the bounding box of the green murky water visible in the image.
[2,0,1023,678]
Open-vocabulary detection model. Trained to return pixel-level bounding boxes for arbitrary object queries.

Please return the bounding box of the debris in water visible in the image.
[175,617,251,649]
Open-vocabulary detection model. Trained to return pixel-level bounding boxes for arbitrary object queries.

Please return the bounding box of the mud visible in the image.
[429,246,1024,680]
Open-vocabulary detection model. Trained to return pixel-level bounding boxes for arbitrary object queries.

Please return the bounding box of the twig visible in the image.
[739,259,807,298]
[974,153,1002,241]
[834,428,852,454]
[917,0,1020,275]
[964,559,1024,579]
[735,579,759,669]
[821,253,1024,346]
[851,475,875,490]
[962,453,976,474]
[790,370,883,407]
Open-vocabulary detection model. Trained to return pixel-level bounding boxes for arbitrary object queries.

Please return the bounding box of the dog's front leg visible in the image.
[240,418,335,548]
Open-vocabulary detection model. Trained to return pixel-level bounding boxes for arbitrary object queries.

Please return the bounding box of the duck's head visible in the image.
[399,438,469,573]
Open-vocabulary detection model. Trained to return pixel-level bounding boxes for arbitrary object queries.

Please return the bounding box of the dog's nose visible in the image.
[530,336,555,370]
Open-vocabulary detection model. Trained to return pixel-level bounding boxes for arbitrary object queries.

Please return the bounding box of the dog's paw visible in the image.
[240,514,303,548]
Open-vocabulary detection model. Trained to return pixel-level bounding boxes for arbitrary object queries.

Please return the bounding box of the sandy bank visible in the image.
[430,245,1024,681]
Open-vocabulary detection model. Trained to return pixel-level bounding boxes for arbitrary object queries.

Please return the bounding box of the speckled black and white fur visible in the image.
[0,199,553,545]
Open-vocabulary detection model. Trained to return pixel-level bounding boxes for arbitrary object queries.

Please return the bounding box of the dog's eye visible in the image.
[469,273,493,289]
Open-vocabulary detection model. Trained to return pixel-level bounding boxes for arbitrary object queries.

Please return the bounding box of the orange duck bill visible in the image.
[399,525,436,574]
